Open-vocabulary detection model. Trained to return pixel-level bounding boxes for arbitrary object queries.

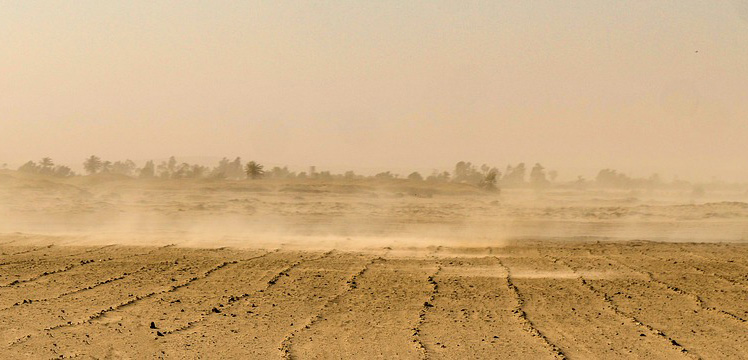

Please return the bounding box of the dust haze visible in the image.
[2,1,748,181]
[2,159,748,249]
[2,1,748,358]
[1,168,748,358]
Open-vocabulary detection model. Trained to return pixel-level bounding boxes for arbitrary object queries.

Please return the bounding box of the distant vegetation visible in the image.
[17,158,75,178]
[7,156,734,192]
[245,161,264,179]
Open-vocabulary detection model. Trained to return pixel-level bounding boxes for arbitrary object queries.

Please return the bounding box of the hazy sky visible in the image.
[1,1,747,180]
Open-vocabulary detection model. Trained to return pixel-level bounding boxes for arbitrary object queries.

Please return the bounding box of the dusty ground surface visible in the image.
[1,172,747,358]
[0,238,746,359]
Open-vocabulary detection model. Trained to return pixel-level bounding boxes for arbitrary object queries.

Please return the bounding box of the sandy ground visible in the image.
[0,238,746,359]
[0,172,747,358]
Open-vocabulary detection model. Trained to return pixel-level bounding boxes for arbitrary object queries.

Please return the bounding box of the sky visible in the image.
[1,1,747,180]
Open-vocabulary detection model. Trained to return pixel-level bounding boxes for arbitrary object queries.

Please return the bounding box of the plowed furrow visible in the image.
[0,244,174,309]
[287,259,436,359]
[0,245,145,288]
[593,252,748,358]
[279,256,385,360]
[0,245,54,264]
[1,264,152,311]
[157,250,291,336]
[545,255,699,359]
[8,260,237,346]
[162,251,330,337]
[689,265,748,291]
[494,257,567,360]
[625,252,747,324]
[1,259,98,288]
[411,264,441,360]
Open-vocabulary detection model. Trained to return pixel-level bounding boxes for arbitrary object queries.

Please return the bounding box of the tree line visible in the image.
[17,158,75,177]
[11,156,693,190]
[77,156,266,180]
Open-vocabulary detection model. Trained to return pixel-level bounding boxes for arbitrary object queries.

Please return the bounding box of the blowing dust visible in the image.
[1,171,747,250]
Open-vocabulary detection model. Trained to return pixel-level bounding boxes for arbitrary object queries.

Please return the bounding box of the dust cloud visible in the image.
[3,2,748,358]
[2,169,747,249]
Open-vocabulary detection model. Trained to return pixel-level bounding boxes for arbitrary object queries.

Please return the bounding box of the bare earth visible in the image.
[0,239,747,359]
[1,173,747,358]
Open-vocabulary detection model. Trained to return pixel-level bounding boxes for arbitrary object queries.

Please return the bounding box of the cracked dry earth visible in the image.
[1,239,747,359]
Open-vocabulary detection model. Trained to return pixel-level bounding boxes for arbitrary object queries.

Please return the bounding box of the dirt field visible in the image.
[1,173,747,358]
[0,237,745,359]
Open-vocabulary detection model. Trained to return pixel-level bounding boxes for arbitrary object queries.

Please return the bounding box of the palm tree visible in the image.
[479,170,499,191]
[38,157,54,175]
[40,157,54,169]
[83,155,103,174]
[245,161,264,180]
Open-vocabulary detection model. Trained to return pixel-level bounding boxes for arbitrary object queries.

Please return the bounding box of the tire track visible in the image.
[493,256,567,360]
[161,250,331,337]
[8,258,242,346]
[411,264,441,360]
[279,255,387,360]
[543,254,700,359]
